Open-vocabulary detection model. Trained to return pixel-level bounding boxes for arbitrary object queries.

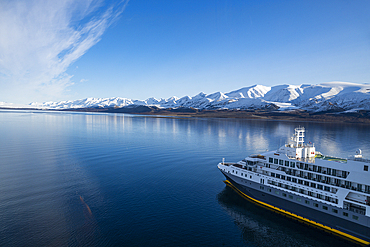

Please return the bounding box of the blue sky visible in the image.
[0,0,369,104]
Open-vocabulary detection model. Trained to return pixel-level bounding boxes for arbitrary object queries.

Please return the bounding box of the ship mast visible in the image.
[294,127,305,148]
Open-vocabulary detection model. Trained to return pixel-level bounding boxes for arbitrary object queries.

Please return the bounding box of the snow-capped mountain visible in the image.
[29,82,370,113]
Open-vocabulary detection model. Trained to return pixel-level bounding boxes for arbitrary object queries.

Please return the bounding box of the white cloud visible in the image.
[0,0,128,104]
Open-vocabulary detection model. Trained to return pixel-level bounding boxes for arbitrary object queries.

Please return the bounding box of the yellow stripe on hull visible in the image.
[223,180,370,246]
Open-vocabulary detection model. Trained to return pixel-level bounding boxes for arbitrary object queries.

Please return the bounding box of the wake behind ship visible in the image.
[218,127,370,245]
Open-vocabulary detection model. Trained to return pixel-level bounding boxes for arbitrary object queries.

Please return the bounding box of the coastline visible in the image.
[2,106,370,124]
[124,109,370,124]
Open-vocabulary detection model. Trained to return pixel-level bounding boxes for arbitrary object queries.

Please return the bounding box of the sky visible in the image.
[0,0,369,104]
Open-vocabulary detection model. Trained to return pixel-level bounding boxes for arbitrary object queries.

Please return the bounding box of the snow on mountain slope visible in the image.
[0,102,32,108]
[29,82,370,112]
[295,82,370,112]
[225,85,270,98]
[206,92,228,101]
[33,97,135,109]
[263,85,303,102]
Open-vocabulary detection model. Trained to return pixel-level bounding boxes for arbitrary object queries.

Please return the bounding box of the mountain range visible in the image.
[2,81,370,114]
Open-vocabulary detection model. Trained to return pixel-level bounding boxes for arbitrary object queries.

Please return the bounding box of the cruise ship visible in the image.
[218,127,370,245]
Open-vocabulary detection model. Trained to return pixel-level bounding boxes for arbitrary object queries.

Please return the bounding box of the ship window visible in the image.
[271,173,275,177]
[232,170,234,173]
[364,165,369,171]
[317,184,323,190]
[305,200,309,205]
[250,175,252,179]
[322,206,328,210]
[352,215,359,220]
[236,171,238,174]
[290,162,295,168]
[313,203,318,207]
[279,160,284,165]
[289,195,293,199]
[260,186,264,190]
[345,181,352,188]
[304,181,309,186]
[276,174,280,179]
[285,161,289,166]
[343,212,348,217]
[332,209,338,213]
[296,198,301,202]
[281,175,285,180]
[324,186,330,192]
[241,173,243,176]
[292,178,297,183]
[298,180,303,184]
[357,184,362,191]
[317,166,322,173]
[365,185,370,193]
[267,189,271,192]
[334,179,340,186]
[327,168,331,175]
[274,159,278,164]
[282,193,287,197]
[332,169,336,176]
[269,157,273,163]
[310,183,316,188]
[275,191,279,195]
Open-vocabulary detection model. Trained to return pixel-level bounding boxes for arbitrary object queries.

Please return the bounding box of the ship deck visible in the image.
[315,154,347,163]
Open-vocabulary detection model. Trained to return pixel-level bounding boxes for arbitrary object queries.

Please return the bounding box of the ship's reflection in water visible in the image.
[217,186,359,247]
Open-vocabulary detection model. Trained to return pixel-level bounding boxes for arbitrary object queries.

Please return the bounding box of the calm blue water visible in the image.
[0,110,368,247]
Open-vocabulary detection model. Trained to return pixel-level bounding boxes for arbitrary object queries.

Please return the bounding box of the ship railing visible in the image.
[348,157,370,163]
[231,163,244,169]
[286,156,317,164]
[220,162,255,171]
[219,162,235,166]
[345,197,367,206]
[246,154,266,161]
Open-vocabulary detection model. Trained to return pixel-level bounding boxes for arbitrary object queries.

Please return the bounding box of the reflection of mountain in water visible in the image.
[217,186,358,247]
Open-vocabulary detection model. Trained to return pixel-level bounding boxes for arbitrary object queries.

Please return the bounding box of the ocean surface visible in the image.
[0,110,369,247]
